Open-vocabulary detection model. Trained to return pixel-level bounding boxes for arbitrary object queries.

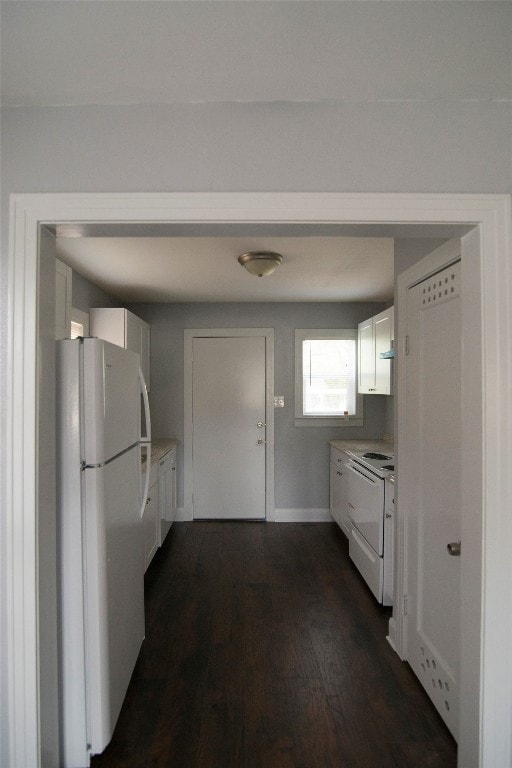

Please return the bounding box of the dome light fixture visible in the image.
[238,250,283,278]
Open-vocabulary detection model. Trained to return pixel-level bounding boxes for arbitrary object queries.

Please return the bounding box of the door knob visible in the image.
[447,541,461,556]
[257,421,266,428]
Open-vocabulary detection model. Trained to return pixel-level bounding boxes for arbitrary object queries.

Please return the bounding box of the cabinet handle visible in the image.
[447,541,461,557]
[146,497,151,505]
[336,470,343,476]
[385,512,392,519]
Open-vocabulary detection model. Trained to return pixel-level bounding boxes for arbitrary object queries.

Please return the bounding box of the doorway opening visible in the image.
[5,192,512,768]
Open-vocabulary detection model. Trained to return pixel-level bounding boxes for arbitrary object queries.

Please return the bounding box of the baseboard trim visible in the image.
[174,508,331,523]
[273,508,331,523]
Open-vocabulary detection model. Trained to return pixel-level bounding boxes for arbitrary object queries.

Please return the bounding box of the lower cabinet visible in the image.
[159,446,177,543]
[143,462,160,571]
[142,444,178,571]
[329,446,349,537]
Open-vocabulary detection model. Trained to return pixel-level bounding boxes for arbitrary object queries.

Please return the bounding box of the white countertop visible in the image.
[141,437,178,465]
[329,437,395,482]
[329,438,394,455]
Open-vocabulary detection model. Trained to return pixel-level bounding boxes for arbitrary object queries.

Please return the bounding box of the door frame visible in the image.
[184,328,275,521]
[4,192,512,767]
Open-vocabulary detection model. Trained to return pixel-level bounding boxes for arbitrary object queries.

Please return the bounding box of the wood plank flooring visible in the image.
[91,522,457,768]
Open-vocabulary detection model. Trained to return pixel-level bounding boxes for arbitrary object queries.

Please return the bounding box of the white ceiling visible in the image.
[55,236,395,303]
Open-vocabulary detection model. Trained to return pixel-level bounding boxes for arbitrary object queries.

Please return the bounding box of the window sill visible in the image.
[294,417,364,428]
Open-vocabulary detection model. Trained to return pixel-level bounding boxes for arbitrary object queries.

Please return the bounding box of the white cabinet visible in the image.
[358,306,394,395]
[90,308,151,390]
[143,462,159,571]
[55,258,72,339]
[158,446,177,544]
[142,444,178,568]
[329,446,349,537]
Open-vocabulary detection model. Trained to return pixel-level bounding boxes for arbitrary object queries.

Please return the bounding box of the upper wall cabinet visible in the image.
[55,259,72,340]
[90,308,151,391]
[358,306,394,395]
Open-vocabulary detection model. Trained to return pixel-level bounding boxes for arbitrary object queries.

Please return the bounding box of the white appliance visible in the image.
[344,449,394,605]
[57,338,151,768]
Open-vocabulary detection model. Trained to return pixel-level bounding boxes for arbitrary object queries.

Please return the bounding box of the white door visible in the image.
[405,259,462,738]
[192,336,266,519]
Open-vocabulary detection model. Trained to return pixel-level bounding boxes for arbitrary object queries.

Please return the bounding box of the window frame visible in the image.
[294,328,363,427]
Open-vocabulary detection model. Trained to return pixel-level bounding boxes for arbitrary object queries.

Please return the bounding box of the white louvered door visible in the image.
[405,260,462,739]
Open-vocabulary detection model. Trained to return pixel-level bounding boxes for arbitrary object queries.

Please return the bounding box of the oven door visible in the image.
[344,460,384,555]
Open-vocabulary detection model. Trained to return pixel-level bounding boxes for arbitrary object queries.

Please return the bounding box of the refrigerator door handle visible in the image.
[140,443,151,519]
[139,367,152,518]
[139,367,152,443]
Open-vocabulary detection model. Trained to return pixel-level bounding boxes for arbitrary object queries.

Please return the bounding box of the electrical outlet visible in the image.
[273,395,285,408]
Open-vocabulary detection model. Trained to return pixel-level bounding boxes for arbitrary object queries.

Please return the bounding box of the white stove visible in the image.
[342,447,395,605]
[346,449,395,479]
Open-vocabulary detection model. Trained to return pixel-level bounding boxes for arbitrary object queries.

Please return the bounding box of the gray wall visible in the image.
[72,269,122,313]
[128,301,388,510]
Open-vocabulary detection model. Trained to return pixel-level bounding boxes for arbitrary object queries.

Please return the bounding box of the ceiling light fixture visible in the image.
[238,250,283,278]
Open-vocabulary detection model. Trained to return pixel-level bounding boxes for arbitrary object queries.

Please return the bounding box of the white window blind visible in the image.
[302,338,357,416]
[70,320,84,339]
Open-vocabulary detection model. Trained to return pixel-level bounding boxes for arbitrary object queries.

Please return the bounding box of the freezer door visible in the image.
[83,446,145,757]
[82,338,141,465]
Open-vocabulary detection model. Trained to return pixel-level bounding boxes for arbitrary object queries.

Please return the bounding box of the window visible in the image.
[69,308,90,339]
[294,329,363,427]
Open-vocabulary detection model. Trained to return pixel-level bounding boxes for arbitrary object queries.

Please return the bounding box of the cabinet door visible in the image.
[374,307,394,395]
[330,459,342,526]
[338,465,349,538]
[169,454,176,522]
[140,319,151,391]
[358,317,375,393]
[125,310,141,357]
[144,478,159,571]
[158,448,177,523]
[89,308,126,347]
[329,448,348,537]
[125,311,150,391]
[55,258,72,340]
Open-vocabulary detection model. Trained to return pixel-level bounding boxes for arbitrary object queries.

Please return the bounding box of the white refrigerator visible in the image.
[57,338,151,768]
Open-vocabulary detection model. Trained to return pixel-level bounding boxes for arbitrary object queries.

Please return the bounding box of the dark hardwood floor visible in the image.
[92,522,457,768]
